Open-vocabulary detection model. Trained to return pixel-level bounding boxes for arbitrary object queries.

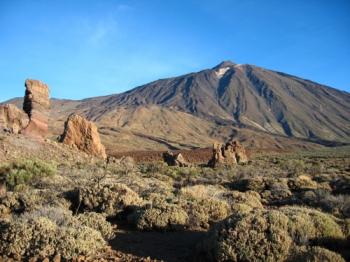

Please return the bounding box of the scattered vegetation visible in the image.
[0,146,349,261]
[0,159,56,190]
[0,206,113,260]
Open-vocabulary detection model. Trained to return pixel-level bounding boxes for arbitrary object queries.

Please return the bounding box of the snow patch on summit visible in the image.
[215,67,230,78]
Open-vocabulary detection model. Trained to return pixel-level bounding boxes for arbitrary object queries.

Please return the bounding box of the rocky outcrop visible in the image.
[163,151,190,167]
[0,104,29,134]
[21,79,50,138]
[208,140,248,167]
[59,114,107,159]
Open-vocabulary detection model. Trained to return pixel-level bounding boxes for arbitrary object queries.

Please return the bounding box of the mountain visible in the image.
[3,61,350,152]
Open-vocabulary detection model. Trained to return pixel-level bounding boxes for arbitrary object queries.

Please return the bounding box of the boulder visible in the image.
[208,139,248,167]
[21,79,50,138]
[0,104,29,133]
[163,151,190,167]
[59,114,107,159]
[231,140,249,163]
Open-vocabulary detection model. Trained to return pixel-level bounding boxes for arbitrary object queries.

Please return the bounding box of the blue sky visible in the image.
[0,0,349,101]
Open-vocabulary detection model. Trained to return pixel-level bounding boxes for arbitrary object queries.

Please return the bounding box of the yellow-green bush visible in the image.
[76,212,115,239]
[289,246,345,262]
[129,201,188,231]
[0,206,113,260]
[221,190,263,210]
[280,206,345,244]
[77,183,142,216]
[197,209,292,262]
[288,175,318,191]
[184,198,229,229]
[0,159,56,190]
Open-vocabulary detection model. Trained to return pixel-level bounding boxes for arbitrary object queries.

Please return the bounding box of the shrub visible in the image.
[179,184,226,200]
[77,212,115,239]
[280,206,345,244]
[129,201,188,231]
[289,246,345,262]
[0,190,70,218]
[0,206,113,260]
[299,189,350,218]
[197,209,292,262]
[221,190,263,210]
[231,176,266,192]
[288,175,318,192]
[76,183,142,216]
[282,159,306,176]
[331,176,350,194]
[0,159,56,190]
[184,198,229,229]
[262,179,293,204]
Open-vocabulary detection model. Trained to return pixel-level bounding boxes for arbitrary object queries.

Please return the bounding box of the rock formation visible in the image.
[59,114,107,159]
[208,140,248,167]
[0,104,29,134]
[163,151,190,167]
[21,79,50,138]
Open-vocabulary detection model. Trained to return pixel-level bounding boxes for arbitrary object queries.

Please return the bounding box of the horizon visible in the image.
[2,59,350,103]
[1,0,349,102]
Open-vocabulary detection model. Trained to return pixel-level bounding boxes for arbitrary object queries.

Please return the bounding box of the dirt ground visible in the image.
[110,221,206,262]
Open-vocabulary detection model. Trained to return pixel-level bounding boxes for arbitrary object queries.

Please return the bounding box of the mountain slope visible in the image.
[87,61,350,142]
[3,61,350,151]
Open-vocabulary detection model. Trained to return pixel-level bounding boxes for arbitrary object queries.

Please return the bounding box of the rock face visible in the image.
[0,104,29,134]
[59,114,107,159]
[208,140,248,167]
[163,151,190,167]
[21,79,50,138]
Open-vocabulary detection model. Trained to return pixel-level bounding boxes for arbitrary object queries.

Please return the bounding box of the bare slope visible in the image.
[3,61,350,151]
[93,61,350,142]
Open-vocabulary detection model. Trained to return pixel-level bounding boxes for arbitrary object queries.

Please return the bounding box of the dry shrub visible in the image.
[179,184,226,200]
[76,212,115,239]
[0,206,113,259]
[220,190,263,210]
[288,175,318,191]
[129,202,188,231]
[77,183,142,216]
[262,178,293,204]
[231,176,266,192]
[289,246,345,262]
[197,209,292,262]
[184,198,229,229]
[300,190,350,218]
[280,206,345,244]
[196,205,347,262]
[330,176,350,195]
[0,190,69,218]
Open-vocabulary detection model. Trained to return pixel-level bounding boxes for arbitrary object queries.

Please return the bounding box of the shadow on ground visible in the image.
[109,222,206,262]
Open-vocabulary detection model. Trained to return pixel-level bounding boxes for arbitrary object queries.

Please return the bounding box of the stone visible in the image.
[52,254,61,262]
[0,104,29,134]
[231,140,249,163]
[163,151,190,167]
[59,114,107,159]
[208,139,248,167]
[21,79,50,138]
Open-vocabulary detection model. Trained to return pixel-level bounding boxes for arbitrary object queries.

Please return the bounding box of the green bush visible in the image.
[0,159,56,190]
